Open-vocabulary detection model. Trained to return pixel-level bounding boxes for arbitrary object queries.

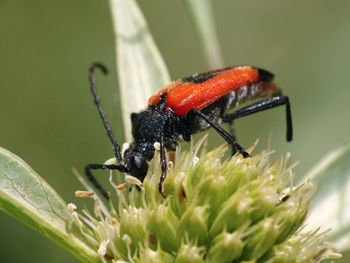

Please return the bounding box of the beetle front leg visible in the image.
[85,163,129,200]
[159,133,168,198]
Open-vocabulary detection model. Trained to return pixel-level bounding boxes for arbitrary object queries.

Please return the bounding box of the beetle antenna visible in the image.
[89,63,123,163]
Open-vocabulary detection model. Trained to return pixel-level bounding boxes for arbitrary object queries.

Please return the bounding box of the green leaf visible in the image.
[182,0,223,68]
[109,0,171,141]
[304,140,350,251]
[0,147,99,262]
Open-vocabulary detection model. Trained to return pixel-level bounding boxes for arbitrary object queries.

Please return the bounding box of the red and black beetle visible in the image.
[86,63,292,199]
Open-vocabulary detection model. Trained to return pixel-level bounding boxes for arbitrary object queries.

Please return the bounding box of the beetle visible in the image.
[85,63,292,199]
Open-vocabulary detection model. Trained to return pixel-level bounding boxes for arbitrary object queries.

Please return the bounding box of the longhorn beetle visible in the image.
[85,63,292,199]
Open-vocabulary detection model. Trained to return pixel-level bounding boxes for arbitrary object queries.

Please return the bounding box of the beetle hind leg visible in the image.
[222,96,293,142]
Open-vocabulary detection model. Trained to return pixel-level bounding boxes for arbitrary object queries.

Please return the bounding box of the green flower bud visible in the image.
[241,216,280,260]
[176,204,209,246]
[136,246,173,263]
[259,229,342,263]
[274,182,315,244]
[174,242,205,263]
[209,188,253,237]
[206,224,247,263]
[147,204,178,252]
[118,205,147,255]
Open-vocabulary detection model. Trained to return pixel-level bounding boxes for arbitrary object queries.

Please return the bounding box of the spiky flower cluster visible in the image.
[70,138,340,263]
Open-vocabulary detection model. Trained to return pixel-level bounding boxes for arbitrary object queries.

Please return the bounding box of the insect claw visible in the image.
[160,192,167,199]
[242,151,250,158]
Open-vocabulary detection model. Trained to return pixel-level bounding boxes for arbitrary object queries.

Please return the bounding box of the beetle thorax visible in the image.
[131,108,168,144]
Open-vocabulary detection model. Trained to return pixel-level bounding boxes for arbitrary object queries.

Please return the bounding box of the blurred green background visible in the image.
[1,0,350,262]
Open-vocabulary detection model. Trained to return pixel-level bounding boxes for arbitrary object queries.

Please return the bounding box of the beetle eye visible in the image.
[129,155,148,181]
[133,155,143,169]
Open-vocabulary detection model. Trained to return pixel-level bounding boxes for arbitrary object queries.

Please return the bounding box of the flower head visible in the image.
[71,138,341,262]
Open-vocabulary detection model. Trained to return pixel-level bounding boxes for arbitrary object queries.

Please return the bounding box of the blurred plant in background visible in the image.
[1,0,350,262]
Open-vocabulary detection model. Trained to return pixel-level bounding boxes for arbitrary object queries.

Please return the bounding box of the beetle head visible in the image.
[123,147,149,181]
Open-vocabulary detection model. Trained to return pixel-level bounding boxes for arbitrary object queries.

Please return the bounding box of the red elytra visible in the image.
[148,66,263,116]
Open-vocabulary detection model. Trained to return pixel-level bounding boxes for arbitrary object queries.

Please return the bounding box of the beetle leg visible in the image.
[222,96,293,142]
[220,106,238,156]
[89,63,124,162]
[158,93,168,112]
[228,120,238,156]
[159,133,168,198]
[192,109,249,158]
[85,163,129,200]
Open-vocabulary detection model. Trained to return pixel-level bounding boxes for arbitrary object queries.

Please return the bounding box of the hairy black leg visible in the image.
[89,63,123,162]
[192,109,250,158]
[85,163,129,200]
[228,120,238,156]
[159,133,168,198]
[222,96,293,142]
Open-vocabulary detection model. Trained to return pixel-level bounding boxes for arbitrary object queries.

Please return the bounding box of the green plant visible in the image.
[0,138,343,262]
[0,0,347,262]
